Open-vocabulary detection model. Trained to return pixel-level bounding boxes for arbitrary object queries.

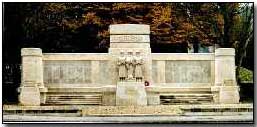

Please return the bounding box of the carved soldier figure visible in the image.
[117,51,127,81]
[126,51,134,80]
[134,52,144,82]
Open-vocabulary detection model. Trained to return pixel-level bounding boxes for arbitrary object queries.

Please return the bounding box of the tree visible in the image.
[234,3,253,82]
[216,3,241,47]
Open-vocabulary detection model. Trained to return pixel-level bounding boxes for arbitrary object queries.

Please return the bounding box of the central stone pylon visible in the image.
[109,24,151,106]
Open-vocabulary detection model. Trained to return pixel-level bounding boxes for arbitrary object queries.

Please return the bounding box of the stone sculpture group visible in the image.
[117,51,144,82]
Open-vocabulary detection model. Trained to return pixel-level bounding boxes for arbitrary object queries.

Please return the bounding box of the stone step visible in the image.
[47,97,102,99]
[161,103,212,105]
[160,96,213,99]
[152,87,212,93]
[46,94,102,105]
[160,94,213,105]
[161,99,211,102]
[47,94,102,96]
[46,94,102,97]
[47,100,101,102]
[160,93,213,96]
[161,99,212,101]
[46,101,101,103]
[46,99,102,101]
[46,101,101,104]
[161,101,211,103]
[46,101,101,105]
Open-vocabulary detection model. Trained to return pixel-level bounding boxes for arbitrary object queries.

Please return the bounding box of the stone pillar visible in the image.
[157,61,165,83]
[19,48,43,106]
[91,61,100,84]
[214,48,239,104]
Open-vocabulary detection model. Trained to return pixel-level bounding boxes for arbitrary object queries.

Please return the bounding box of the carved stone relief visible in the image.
[117,51,144,82]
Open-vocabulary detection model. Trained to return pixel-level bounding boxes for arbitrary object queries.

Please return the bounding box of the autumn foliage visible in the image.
[3,3,253,55]
[5,3,242,50]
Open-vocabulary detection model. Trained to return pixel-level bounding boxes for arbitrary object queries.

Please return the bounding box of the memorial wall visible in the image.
[18,24,240,106]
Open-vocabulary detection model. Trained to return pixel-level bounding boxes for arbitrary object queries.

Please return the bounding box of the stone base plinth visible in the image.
[116,82,147,106]
[19,86,40,106]
[219,86,240,104]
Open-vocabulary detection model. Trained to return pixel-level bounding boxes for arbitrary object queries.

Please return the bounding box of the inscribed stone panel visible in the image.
[165,61,211,83]
[43,61,91,84]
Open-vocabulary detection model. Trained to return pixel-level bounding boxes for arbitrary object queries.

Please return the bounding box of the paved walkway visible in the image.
[3,113,253,123]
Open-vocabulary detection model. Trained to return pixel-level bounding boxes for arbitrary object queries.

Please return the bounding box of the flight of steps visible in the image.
[45,94,102,105]
[160,93,213,105]
[159,87,214,105]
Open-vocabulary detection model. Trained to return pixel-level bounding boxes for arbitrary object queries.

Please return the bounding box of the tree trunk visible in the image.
[236,32,253,83]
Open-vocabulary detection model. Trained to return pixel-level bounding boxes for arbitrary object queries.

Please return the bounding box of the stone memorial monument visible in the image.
[18,24,240,107]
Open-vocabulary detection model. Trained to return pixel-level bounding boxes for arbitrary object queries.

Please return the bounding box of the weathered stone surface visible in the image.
[215,48,236,85]
[116,82,147,106]
[165,61,211,83]
[151,53,215,85]
[19,82,40,106]
[219,86,240,104]
[20,48,43,105]
[43,61,91,84]
[21,48,43,85]
[99,61,110,84]
[102,86,116,106]
[43,53,109,61]
[21,48,42,56]
[82,105,182,116]
[109,24,150,35]
[151,61,158,83]
[151,53,214,60]
[147,92,160,105]
[215,48,235,56]
[110,43,150,48]
[224,79,236,86]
